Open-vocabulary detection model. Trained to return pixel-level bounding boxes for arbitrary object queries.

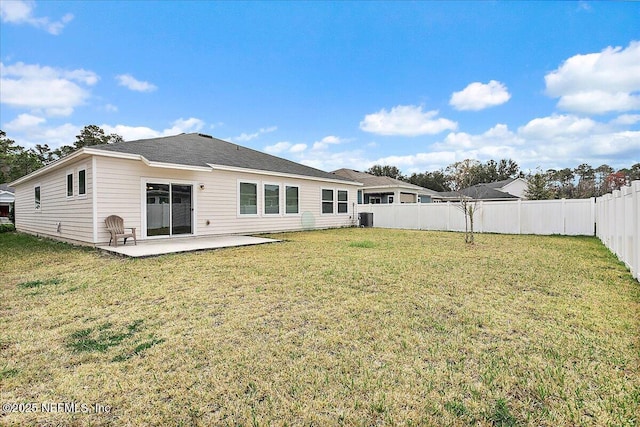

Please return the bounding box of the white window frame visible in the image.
[34,184,41,211]
[321,188,334,215]
[263,182,281,216]
[77,167,87,197]
[66,170,74,198]
[238,180,260,217]
[337,189,349,214]
[284,184,300,215]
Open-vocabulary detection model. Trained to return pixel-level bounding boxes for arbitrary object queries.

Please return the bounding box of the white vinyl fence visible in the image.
[596,181,639,280]
[360,198,596,236]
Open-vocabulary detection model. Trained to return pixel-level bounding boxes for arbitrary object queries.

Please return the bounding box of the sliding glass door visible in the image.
[171,184,192,235]
[146,182,192,237]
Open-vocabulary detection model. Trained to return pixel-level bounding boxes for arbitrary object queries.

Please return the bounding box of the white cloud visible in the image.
[545,41,640,114]
[312,135,346,151]
[4,113,46,131]
[115,74,157,93]
[233,126,277,142]
[0,62,98,116]
[611,114,640,126]
[102,117,205,141]
[290,143,307,153]
[264,141,291,154]
[449,80,511,111]
[519,114,598,139]
[264,141,308,154]
[104,104,118,113]
[0,0,73,35]
[360,105,457,136]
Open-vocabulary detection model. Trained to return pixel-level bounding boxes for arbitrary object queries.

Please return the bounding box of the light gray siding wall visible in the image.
[13,158,94,243]
[95,156,358,244]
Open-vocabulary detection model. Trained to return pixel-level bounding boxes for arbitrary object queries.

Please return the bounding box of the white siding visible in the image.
[13,158,94,244]
[95,156,358,244]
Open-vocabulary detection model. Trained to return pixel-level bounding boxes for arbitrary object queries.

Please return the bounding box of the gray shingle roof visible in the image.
[460,184,519,200]
[0,184,15,193]
[91,133,356,183]
[331,168,441,195]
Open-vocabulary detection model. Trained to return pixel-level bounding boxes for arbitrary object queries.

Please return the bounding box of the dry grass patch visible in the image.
[1,229,638,426]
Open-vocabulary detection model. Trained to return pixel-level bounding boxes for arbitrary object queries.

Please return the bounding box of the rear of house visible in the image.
[10,133,360,245]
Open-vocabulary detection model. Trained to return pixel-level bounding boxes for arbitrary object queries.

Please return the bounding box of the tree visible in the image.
[595,164,614,196]
[446,159,482,244]
[407,170,451,192]
[497,158,519,180]
[574,163,595,198]
[525,169,552,200]
[548,168,575,199]
[0,130,20,183]
[366,165,404,180]
[74,124,123,148]
[53,125,124,160]
[604,171,627,192]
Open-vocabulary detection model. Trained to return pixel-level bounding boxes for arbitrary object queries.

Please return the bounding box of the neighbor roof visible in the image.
[0,184,15,194]
[460,183,519,200]
[91,133,357,183]
[331,169,440,195]
[480,178,516,189]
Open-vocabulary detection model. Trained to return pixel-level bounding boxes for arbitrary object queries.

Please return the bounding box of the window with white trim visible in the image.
[264,184,280,215]
[322,189,334,214]
[34,185,41,210]
[285,185,299,214]
[66,172,73,197]
[337,190,348,213]
[239,182,258,215]
[78,168,86,196]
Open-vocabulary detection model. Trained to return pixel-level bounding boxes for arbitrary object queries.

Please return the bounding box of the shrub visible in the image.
[0,223,16,233]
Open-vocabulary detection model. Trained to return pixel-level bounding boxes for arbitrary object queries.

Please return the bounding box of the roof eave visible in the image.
[208,163,362,186]
[9,149,91,186]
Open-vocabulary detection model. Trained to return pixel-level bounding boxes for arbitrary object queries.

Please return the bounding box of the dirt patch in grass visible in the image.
[1,228,638,425]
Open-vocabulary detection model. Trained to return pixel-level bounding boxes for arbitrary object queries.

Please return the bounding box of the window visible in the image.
[388,196,394,204]
[35,186,41,210]
[338,190,348,213]
[78,169,86,196]
[322,189,334,214]
[264,184,280,215]
[286,186,299,214]
[66,172,73,197]
[239,182,258,215]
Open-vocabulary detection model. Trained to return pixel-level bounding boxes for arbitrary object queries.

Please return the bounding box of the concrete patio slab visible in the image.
[97,235,280,258]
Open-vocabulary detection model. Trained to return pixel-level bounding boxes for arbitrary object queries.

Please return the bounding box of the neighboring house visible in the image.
[435,178,528,202]
[0,184,15,223]
[480,178,528,198]
[9,133,361,245]
[332,169,441,204]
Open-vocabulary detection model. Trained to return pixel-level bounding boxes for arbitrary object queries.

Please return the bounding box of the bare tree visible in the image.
[446,159,481,244]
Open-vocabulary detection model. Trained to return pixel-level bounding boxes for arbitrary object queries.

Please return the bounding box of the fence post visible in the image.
[591,197,596,236]
[446,201,451,231]
[632,181,639,279]
[562,198,566,235]
[517,199,522,235]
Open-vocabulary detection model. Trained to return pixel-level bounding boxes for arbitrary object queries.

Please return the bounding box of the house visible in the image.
[331,168,441,204]
[435,178,528,202]
[9,133,361,245]
[0,184,15,223]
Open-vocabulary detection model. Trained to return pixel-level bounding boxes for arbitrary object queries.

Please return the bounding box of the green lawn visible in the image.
[1,229,638,426]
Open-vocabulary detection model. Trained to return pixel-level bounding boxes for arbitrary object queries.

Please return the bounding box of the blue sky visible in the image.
[1,1,639,174]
